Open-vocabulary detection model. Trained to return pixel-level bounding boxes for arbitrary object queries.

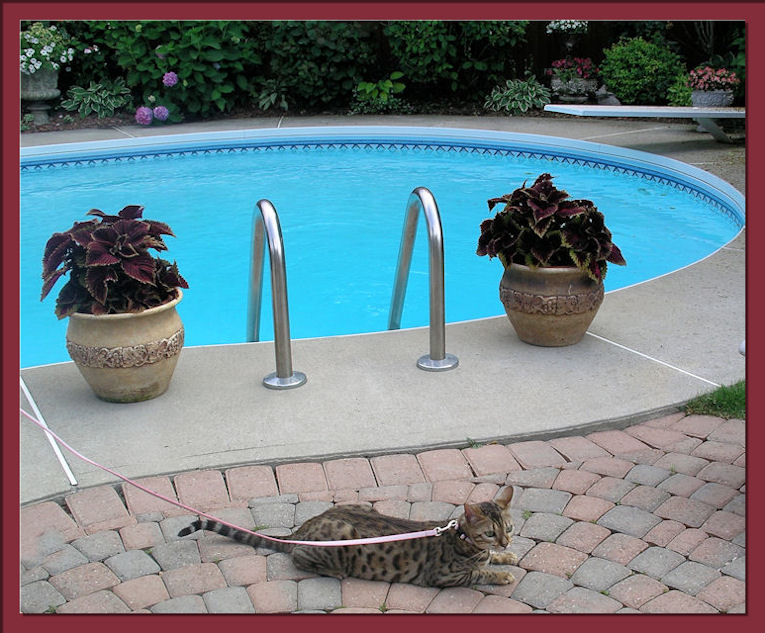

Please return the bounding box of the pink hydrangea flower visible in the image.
[162,71,179,87]
[153,106,169,121]
[135,106,153,125]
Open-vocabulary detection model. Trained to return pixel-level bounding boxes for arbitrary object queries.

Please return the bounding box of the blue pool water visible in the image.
[20,130,744,368]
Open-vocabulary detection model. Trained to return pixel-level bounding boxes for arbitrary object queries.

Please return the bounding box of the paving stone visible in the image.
[732,531,745,547]
[664,436,703,454]
[104,549,160,580]
[373,500,411,519]
[425,587,484,613]
[608,574,668,609]
[547,586,622,613]
[248,493,299,505]
[472,594,533,613]
[474,565,526,597]
[670,414,725,438]
[42,544,89,575]
[619,485,671,511]
[643,520,685,547]
[569,556,631,591]
[385,582,439,612]
[322,458,376,491]
[218,554,267,586]
[654,496,715,527]
[505,467,560,489]
[644,412,686,428]
[267,552,316,581]
[332,607,381,614]
[584,476,636,502]
[55,590,130,614]
[695,576,746,612]
[688,536,744,569]
[150,539,201,571]
[519,512,573,542]
[626,425,690,450]
[690,482,739,509]
[121,476,183,517]
[112,574,169,610]
[562,494,614,522]
[462,444,521,476]
[340,578,390,609]
[20,527,69,568]
[20,565,49,586]
[507,441,567,469]
[151,594,208,613]
[507,535,536,561]
[624,464,672,486]
[225,465,278,501]
[721,556,745,581]
[666,528,709,556]
[295,501,333,526]
[119,522,164,550]
[723,493,745,516]
[548,436,609,461]
[370,454,425,486]
[359,485,409,502]
[516,488,572,514]
[71,530,125,562]
[162,562,227,597]
[203,586,256,613]
[48,562,120,600]
[20,501,84,546]
[248,580,298,613]
[19,580,66,613]
[586,429,651,455]
[580,456,634,478]
[657,473,706,497]
[250,502,296,528]
[617,447,665,465]
[407,482,433,502]
[552,469,601,495]
[159,513,198,542]
[431,480,474,504]
[520,542,588,578]
[640,590,718,613]
[417,449,473,482]
[690,441,744,464]
[597,505,661,537]
[706,418,745,446]
[700,510,745,540]
[409,501,455,522]
[556,521,611,554]
[627,546,685,579]
[660,560,721,595]
[175,470,234,510]
[65,486,135,534]
[470,482,502,503]
[511,570,573,609]
[652,452,709,476]
[697,462,745,489]
[591,533,649,565]
[275,462,329,494]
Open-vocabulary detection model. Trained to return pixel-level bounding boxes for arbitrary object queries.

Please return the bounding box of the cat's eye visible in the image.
[485,531,495,538]
[506,526,512,533]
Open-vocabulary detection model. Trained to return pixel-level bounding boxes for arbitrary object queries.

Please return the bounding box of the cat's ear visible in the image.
[463,503,479,524]
[495,486,514,509]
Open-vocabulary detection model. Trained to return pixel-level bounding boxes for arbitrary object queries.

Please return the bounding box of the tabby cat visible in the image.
[178,485,517,587]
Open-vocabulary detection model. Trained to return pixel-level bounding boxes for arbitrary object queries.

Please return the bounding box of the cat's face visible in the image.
[460,486,515,551]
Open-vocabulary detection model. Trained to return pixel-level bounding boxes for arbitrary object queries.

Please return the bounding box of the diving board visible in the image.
[544,104,745,143]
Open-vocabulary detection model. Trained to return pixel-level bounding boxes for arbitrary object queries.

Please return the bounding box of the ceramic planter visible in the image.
[499,264,604,346]
[691,90,734,107]
[65,290,184,402]
[21,69,60,125]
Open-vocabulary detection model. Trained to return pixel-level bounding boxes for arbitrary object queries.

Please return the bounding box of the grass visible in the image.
[685,380,745,419]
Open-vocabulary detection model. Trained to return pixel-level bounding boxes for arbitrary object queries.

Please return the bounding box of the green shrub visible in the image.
[61,77,133,118]
[666,72,692,106]
[483,76,551,114]
[350,71,408,113]
[600,37,685,105]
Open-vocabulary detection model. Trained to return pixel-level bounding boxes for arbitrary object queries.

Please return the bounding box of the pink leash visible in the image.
[20,407,457,547]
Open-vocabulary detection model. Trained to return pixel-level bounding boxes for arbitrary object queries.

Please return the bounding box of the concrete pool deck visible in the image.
[17,114,746,614]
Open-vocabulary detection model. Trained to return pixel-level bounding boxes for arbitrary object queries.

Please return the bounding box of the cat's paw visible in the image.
[491,551,519,565]
[495,571,516,585]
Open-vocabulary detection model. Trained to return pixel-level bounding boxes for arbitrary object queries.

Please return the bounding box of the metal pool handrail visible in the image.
[247,199,307,389]
[388,187,459,372]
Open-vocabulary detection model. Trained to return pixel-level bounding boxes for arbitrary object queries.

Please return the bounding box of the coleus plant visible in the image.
[477,173,626,281]
[41,205,188,318]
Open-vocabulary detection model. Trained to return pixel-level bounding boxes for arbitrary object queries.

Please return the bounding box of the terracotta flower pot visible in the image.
[499,264,604,346]
[65,291,184,402]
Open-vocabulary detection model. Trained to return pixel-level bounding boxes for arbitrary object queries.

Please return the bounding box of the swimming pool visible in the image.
[20,127,745,368]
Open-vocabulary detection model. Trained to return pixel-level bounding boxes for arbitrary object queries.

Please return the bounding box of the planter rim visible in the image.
[505,263,589,276]
[67,289,182,322]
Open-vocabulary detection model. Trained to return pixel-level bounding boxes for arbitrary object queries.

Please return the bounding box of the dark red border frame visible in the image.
[4,2,760,631]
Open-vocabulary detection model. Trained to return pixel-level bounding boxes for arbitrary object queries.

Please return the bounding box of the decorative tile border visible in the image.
[20,139,743,228]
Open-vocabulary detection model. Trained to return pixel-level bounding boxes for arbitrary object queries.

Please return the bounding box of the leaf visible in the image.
[121,253,156,284]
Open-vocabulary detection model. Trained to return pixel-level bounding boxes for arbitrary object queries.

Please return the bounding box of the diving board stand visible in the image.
[544,104,745,143]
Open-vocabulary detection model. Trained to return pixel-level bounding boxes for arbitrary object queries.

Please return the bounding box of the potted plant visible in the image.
[41,205,189,402]
[20,22,75,124]
[476,173,626,346]
[546,57,598,103]
[688,65,740,107]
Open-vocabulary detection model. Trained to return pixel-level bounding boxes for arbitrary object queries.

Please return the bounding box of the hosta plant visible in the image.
[41,205,188,318]
[476,173,626,281]
[484,76,551,114]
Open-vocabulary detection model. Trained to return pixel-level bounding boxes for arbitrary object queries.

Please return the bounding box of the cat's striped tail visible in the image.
[177,519,294,553]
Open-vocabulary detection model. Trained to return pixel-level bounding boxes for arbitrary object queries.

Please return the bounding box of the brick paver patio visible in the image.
[19,413,745,614]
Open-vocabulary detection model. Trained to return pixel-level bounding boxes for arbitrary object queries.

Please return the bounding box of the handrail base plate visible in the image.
[417,353,459,372]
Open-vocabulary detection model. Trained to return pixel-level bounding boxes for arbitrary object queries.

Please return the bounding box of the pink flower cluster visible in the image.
[688,66,740,91]
[546,57,598,81]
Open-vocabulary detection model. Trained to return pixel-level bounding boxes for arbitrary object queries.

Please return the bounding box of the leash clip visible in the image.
[434,519,458,536]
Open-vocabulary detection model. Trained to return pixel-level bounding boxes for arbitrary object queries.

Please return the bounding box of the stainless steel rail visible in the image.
[247,200,307,389]
[388,187,459,372]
